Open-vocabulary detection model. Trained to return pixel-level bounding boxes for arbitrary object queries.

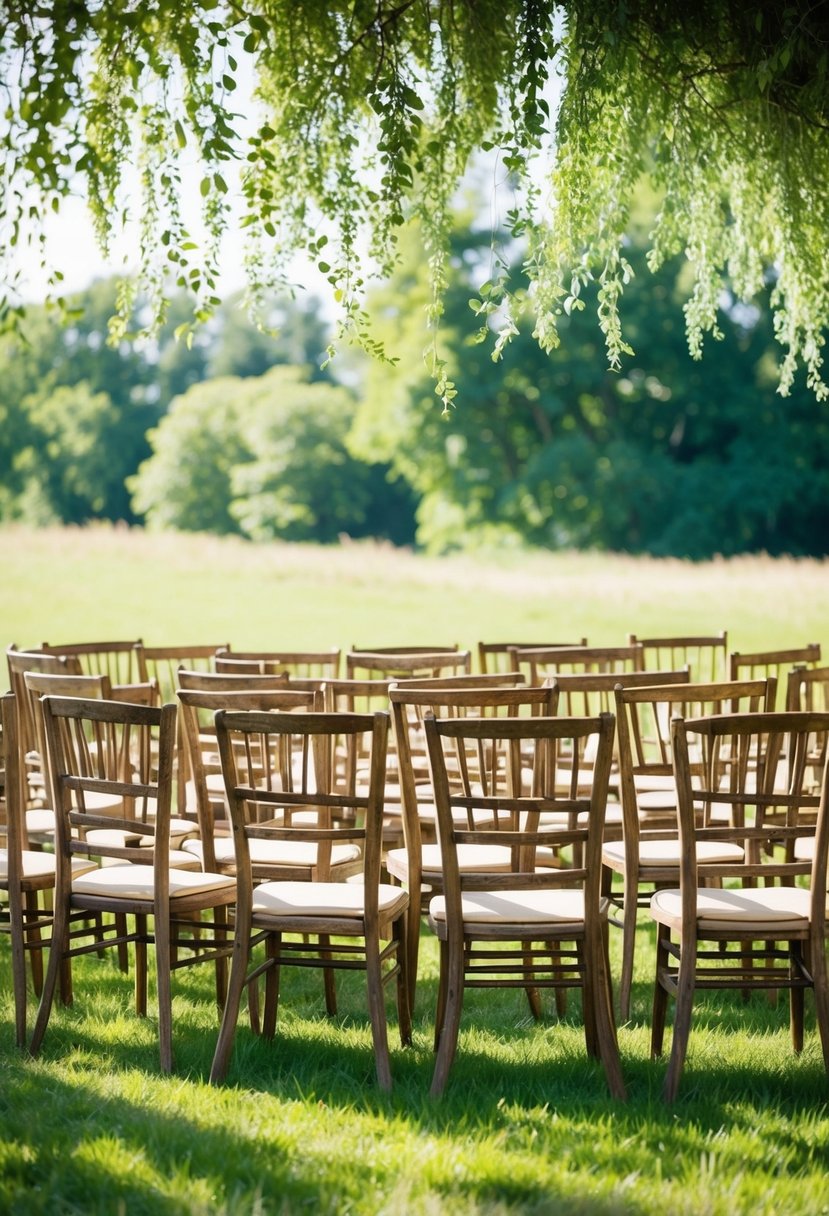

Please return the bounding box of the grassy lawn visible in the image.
[2,525,829,1214]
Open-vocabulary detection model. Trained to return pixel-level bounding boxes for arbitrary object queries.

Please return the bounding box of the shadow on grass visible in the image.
[3,938,829,1215]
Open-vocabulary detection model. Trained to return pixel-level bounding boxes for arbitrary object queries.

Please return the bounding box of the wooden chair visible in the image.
[214,649,341,680]
[509,643,645,686]
[651,710,829,1102]
[40,639,144,685]
[0,694,98,1046]
[135,644,232,701]
[424,710,626,1099]
[209,709,411,1091]
[345,649,472,680]
[627,632,728,681]
[6,647,83,836]
[604,678,777,1020]
[29,695,236,1072]
[387,682,558,1013]
[729,644,822,708]
[175,686,323,873]
[478,639,587,674]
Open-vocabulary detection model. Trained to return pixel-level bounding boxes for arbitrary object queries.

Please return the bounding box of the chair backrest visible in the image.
[671,710,829,893]
[392,671,526,691]
[1,692,23,889]
[176,686,323,869]
[614,678,777,848]
[214,709,390,888]
[549,668,690,717]
[627,631,728,681]
[40,694,177,870]
[508,643,645,685]
[389,683,559,858]
[345,650,472,680]
[214,649,341,680]
[39,640,144,685]
[176,667,291,692]
[729,644,822,708]
[477,639,587,674]
[424,710,615,905]
[6,647,84,803]
[135,644,232,702]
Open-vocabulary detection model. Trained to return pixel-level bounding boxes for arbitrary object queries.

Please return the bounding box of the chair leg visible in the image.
[430,933,465,1097]
[262,932,281,1040]
[210,921,253,1084]
[9,894,28,1049]
[23,891,44,995]
[29,894,70,1058]
[523,940,543,1020]
[365,928,393,1092]
[433,937,449,1052]
[790,940,805,1053]
[662,934,697,1103]
[405,878,423,1016]
[618,884,638,1022]
[650,923,671,1058]
[134,915,148,1017]
[394,914,413,1047]
[809,929,829,1076]
[320,934,338,1016]
[592,932,627,1100]
[214,906,229,1011]
[155,911,174,1074]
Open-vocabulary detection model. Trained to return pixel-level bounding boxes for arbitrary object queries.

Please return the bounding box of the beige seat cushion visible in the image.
[429,887,586,925]
[252,880,408,919]
[650,884,812,933]
[182,837,360,868]
[71,864,234,900]
[0,849,96,882]
[602,839,744,868]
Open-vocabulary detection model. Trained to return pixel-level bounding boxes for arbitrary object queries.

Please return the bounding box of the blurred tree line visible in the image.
[3,201,828,559]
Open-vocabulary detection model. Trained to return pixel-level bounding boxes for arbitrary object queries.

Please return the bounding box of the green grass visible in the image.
[2,524,829,1214]
[3,523,828,653]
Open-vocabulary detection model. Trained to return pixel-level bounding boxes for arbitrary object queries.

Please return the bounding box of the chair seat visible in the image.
[602,839,745,868]
[429,887,587,925]
[636,790,677,815]
[650,884,813,933]
[0,849,96,883]
[84,830,204,870]
[386,842,515,881]
[182,837,361,868]
[252,880,409,919]
[71,864,235,900]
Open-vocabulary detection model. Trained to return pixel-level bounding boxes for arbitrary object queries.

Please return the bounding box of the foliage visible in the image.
[0,277,360,531]
[351,209,829,558]
[2,3,828,401]
[130,365,416,544]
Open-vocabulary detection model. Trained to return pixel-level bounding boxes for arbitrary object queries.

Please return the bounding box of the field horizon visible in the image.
[4,523,827,658]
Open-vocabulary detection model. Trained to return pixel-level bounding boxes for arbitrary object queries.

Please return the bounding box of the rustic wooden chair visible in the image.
[28,695,237,1072]
[729,643,822,708]
[209,709,411,1091]
[424,710,626,1099]
[175,686,323,874]
[40,639,144,685]
[604,677,777,1020]
[345,649,472,680]
[627,632,728,681]
[651,710,829,1101]
[214,648,341,681]
[509,642,645,685]
[478,639,587,674]
[0,694,98,1046]
[387,682,558,1013]
[6,647,83,839]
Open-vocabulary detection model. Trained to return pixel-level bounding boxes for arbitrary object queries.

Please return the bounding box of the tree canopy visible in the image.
[2,2,828,402]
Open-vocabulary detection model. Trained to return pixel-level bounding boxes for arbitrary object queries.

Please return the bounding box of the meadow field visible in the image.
[2,525,829,1215]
